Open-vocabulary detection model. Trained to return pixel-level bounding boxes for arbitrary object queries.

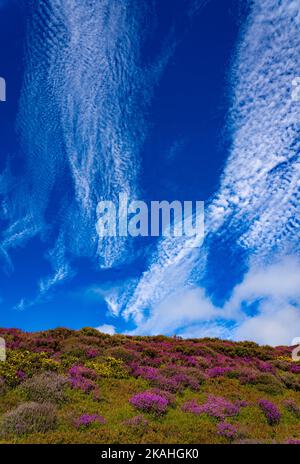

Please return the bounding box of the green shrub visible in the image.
[280,372,300,391]
[106,346,138,363]
[60,338,92,358]
[255,373,283,395]
[80,327,107,338]
[0,377,5,395]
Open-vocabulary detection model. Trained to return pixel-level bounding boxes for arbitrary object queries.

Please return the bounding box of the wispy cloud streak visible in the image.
[1,0,172,301]
[121,0,300,325]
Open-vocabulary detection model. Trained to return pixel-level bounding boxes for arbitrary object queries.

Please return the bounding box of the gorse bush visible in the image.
[85,357,129,379]
[20,372,69,403]
[0,350,59,387]
[0,402,58,436]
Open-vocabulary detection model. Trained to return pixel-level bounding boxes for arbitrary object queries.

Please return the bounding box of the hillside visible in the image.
[0,327,299,444]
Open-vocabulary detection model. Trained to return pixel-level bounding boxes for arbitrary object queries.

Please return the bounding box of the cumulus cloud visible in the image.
[130,286,219,335]
[224,256,300,316]
[96,324,116,335]
[234,302,300,346]
[229,256,300,345]
[130,256,300,346]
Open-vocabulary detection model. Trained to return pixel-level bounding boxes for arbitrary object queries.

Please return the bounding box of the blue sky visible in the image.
[0,0,300,345]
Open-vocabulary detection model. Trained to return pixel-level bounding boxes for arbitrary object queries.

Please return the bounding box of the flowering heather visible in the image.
[258,400,281,425]
[132,364,200,393]
[290,364,300,374]
[153,375,183,393]
[237,368,260,385]
[21,372,69,404]
[69,365,97,379]
[181,395,245,419]
[70,375,96,393]
[86,348,99,359]
[286,439,300,444]
[181,400,202,415]
[0,327,299,444]
[198,395,243,420]
[172,373,199,391]
[148,388,176,406]
[129,391,168,415]
[0,402,58,436]
[74,414,105,428]
[185,356,198,367]
[131,365,157,379]
[283,399,300,418]
[16,370,26,382]
[206,367,232,378]
[256,361,275,374]
[69,365,98,394]
[124,415,149,428]
[217,422,238,440]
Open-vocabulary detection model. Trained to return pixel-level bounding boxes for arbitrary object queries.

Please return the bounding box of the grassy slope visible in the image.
[0,327,299,444]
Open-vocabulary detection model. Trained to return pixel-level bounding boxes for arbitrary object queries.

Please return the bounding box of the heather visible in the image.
[217,422,238,440]
[74,414,105,428]
[258,400,281,425]
[0,402,58,437]
[129,391,169,416]
[0,327,299,444]
[20,372,69,403]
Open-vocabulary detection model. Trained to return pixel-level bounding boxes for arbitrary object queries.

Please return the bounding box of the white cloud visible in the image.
[234,302,300,346]
[130,286,219,335]
[130,256,300,346]
[1,0,174,294]
[228,256,300,345]
[96,324,116,335]
[178,323,232,340]
[86,278,138,318]
[224,256,300,320]
[120,0,300,327]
